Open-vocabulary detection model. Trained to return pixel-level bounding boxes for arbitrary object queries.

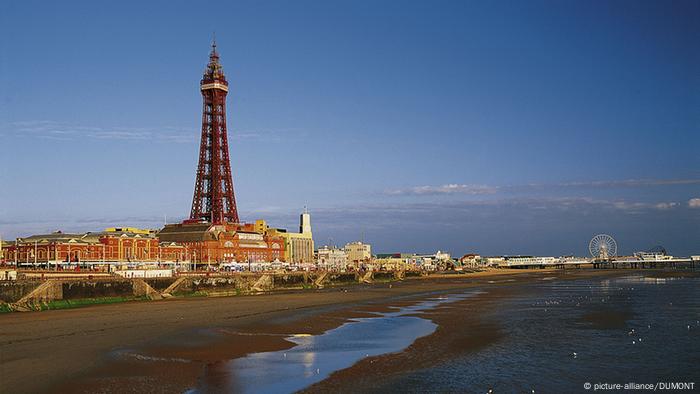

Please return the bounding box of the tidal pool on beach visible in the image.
[188,292,479,393]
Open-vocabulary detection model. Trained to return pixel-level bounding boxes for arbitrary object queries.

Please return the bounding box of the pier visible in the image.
[592,257,698,270]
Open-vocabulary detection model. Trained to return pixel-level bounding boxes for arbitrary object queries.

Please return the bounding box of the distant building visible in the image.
[158,242,188,262]
[406,251,454,270]
[255,208,314,264]
[376,253,417,259]
[413,251,452,263]
[300,208,312,234]
[374,253,418,270]
[283,209,314,263]
[345,242,372,264]
[5,228,172,264]
[316,246,347,269]
[158,222,284,264]
[500,256,557,268]
[282,232,314,264]
[0,237,10,263]
[0,238,10,262]
[459,254,483,268]
[484,257,505,267]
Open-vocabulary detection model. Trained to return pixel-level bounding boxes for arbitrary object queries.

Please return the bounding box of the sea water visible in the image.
[374,273,700,392]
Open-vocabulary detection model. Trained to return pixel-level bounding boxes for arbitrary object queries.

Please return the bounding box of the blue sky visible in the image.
[1,0,698,256]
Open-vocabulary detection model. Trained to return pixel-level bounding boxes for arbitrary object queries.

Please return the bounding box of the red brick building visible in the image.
[157,222,285,264]
[4,228,185,264]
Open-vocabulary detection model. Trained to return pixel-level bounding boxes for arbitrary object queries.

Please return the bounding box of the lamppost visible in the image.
[184,246,190,271]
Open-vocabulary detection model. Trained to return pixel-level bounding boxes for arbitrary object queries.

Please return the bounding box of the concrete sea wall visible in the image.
[0,270,421,312]
[0,281,42,303]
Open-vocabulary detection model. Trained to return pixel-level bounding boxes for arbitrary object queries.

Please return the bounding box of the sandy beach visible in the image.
[0,269,651,393]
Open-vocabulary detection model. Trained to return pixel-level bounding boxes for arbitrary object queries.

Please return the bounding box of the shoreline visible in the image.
[0,269,682,393]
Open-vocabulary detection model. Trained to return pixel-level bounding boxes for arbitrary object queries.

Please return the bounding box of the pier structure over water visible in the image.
[593,256,698,269]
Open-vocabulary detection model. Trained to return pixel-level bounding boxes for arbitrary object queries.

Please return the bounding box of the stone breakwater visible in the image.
[0,270,423,312]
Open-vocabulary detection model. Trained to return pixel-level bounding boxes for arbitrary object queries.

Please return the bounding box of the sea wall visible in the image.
[0,280,42,303]
[170,272,312,296]
[62,280,134,299]
[372,272,395,282]
[1,270,423,312]
[327,273,359,284]
[144,277,178,291]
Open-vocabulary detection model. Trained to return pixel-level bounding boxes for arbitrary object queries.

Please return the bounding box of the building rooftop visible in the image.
[18,232,91,244]
[158,223,218,242]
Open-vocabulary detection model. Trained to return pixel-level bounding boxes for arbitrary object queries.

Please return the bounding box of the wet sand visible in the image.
[0,269,648,393]
[644,270,699,279]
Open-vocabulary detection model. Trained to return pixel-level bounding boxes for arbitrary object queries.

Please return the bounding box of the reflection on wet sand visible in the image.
[191,293,479,394]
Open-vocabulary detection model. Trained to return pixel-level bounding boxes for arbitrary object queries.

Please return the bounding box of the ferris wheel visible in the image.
[589,234,617,259]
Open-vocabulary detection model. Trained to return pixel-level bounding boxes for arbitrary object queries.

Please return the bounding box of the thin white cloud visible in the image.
[234,127,308,143]
[3,121,292,144]
[233,130,284,143]
[386,178,700,197]
[553,179,700,188]
[387,184,498,196]
[4,120,195,144]
[654,202,680,210]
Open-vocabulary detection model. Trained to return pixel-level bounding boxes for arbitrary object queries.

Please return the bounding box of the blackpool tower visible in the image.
[189,41,240,224]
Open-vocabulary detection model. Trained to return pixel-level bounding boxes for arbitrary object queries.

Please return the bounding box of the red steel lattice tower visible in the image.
[190,41,240,224]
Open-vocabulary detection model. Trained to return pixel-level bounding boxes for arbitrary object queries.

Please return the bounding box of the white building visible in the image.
[1,269,17,281]
[316,246,348,270]
[345,242,371,264]
[460,254,483,268]
[413,251,451,264]
[500,256,557,267]
[485,257,505,267]
[300,208,312,234]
